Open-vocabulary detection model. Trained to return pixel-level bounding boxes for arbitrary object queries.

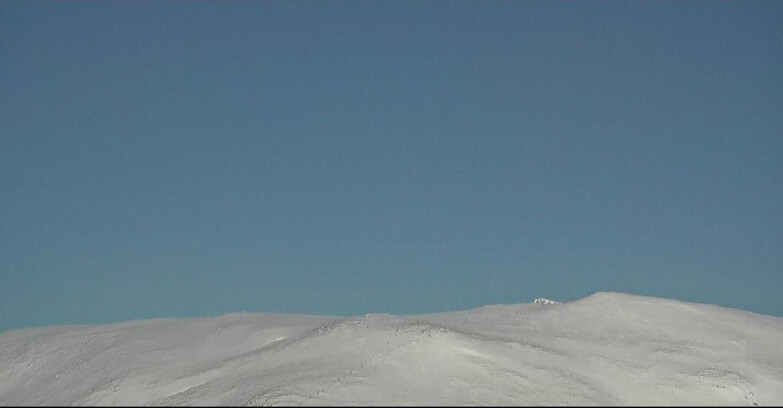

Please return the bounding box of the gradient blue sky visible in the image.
[2,1,782,332]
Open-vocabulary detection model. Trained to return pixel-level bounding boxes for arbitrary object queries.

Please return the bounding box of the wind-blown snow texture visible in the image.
[1,292,782,406]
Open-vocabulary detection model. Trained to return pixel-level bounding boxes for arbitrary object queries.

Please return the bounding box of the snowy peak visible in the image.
[1,293,782,406]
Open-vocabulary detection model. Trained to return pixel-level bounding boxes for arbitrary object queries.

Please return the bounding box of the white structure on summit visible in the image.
[534,298,561,305]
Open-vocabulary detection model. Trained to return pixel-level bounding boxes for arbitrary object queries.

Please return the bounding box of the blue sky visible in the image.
[1,1,782,332]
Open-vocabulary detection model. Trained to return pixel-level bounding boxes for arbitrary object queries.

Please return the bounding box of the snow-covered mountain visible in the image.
[1,292,782,406]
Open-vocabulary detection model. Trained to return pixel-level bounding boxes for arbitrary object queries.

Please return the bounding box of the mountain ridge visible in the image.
[1,292,781,406]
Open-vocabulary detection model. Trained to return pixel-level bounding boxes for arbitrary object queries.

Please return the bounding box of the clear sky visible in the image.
[1,1,782,332]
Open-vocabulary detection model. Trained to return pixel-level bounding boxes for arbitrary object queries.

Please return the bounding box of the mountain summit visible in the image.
[1,292,781,406]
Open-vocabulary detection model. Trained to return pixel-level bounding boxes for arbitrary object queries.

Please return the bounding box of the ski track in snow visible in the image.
[1,292,782,406]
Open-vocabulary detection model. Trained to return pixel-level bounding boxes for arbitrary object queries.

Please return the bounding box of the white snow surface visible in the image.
[1,292,782,406]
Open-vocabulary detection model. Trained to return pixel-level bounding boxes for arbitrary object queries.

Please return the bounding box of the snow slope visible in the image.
[1,292,782,406]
